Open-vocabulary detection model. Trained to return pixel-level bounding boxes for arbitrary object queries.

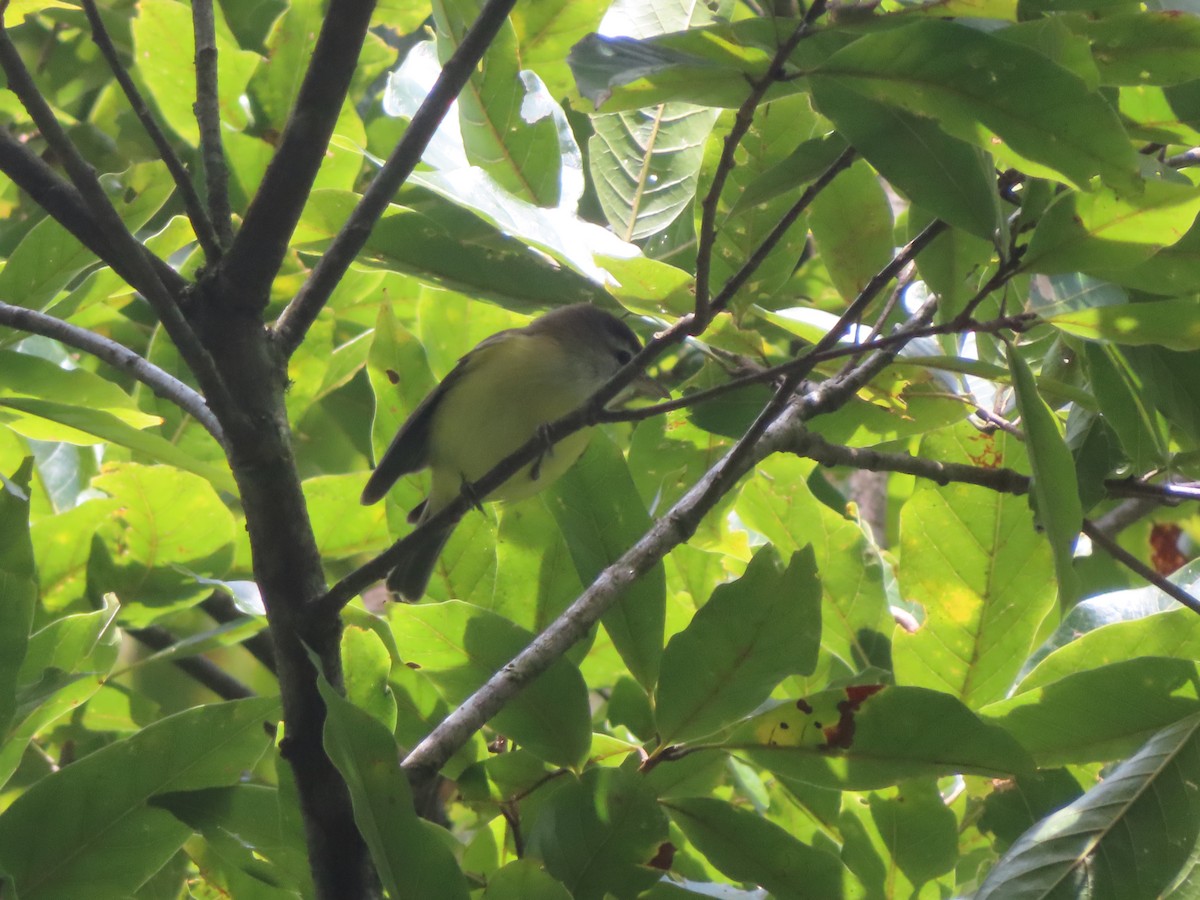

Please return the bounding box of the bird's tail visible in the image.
[387,518,455,601]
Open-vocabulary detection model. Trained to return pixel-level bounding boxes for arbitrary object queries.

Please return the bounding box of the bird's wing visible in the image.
[359,329,516,506]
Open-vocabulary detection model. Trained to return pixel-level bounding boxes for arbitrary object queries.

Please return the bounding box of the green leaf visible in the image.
[303,474,391,560]
[655,545,821,745]
[389,601,591,767]
[893,426,1057,709]
[977,714,1200,899]
[298,190,610,311]
[0,459,36,738]
[591,103,719,241]
[1080,12,1200,87]
[982,657,1200,766]
[1049,298,1200,351]
[482,859,572,900]
[1022,180,1200,276]
[665,796,855,899]
[0,397,233,492]
[1021,607,1200,695]
[1006,341,1082,607]
[1121,345,1200,448]
[152,784,311,898]
[341,625,398,733]
[737,456,892,680]
[867,780,958,888]
[91,463,237,621]
[726,685,1034,789]
[811,77,1001,241]
[809,20,1137,191]
[317,666,469,900]
[434,1,564,207]
[807,158,895,303]
[511,0,608,100]
[525,767,668,900]
[547,435,665,689]
[0,698,277,900]
[1082,344,1168,471]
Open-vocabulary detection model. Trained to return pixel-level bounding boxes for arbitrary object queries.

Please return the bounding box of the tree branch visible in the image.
[0,299,224,444]
[0,21,231,413]
[274,0,519,357]
[317,217,946,618]
[200,593,276,673]
[125,625,257,700]
[79,0,223,261]
[694,1,827,322]
[596,312,1035,426]
[1083,519,1200,615]
[217,0,377,309]
[191,0,233,249]
[400,299,934,777]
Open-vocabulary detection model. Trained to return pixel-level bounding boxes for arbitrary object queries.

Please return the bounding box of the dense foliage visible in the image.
[3,0,1200,897]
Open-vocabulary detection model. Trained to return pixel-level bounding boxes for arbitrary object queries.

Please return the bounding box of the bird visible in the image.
[360,303,663,600]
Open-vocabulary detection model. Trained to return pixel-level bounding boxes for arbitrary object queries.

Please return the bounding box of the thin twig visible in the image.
[1083,520,1200,615]
[80,0,223,260]
[217,0,378,310]
[0,299,224,444]
[274,0,518,356]
[0,126,186,296]
[708,145,856,316]
[694,1,827,322]
[126,625,257,700]
[191,0,233,249]
[0,18,231,412]
[595,311,1036,425]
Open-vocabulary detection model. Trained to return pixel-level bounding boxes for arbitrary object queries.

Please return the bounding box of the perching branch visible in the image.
[317,210,943,618]
[274,0,520,357]
[79,0,224,261]
[191,0,233,250]
[0,300,224,444]
[217,0,377,310]
[401,298,935,777]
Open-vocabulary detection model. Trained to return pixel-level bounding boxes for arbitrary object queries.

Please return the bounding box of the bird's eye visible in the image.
[614,349,632,365]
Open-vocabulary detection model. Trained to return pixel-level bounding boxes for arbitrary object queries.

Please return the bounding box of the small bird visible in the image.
[361,303,662,600]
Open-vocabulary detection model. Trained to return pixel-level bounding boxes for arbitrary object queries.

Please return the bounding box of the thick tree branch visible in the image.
[274,0,519,357]
[0,300,224,443]
[191,0,233,249]
[217,0,377,309]
[79,0,223,261]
